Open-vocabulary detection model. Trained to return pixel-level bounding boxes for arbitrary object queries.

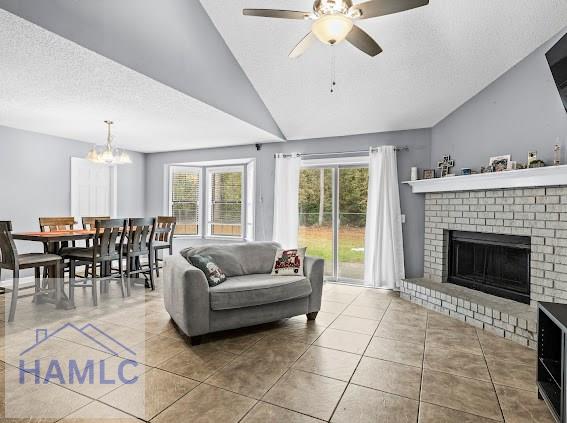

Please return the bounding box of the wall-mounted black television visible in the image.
[547,32,567,111]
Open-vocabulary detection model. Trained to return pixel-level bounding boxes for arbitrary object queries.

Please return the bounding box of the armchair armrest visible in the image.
[163,254,210,337]
[304,256,324,313]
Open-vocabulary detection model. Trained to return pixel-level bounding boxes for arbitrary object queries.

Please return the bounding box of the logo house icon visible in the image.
[18,322,139,386]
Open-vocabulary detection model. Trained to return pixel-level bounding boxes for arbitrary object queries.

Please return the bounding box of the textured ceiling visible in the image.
[0,9,282,153]
[201,0,567,140]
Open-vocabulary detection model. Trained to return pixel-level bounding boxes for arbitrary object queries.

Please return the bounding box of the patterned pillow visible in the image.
[189,254,227,287]
[271,248,306,276]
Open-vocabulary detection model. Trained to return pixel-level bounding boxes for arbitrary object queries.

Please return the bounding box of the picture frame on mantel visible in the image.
[423,169,436,179]
[489,155,511,172]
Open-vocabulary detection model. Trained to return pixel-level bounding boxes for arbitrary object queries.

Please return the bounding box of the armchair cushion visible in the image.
[209,274,312,311]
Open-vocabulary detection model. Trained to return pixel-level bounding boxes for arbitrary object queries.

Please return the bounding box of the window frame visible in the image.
[205,165,246,240]
[168,165,203,238]
[167,161,254,241]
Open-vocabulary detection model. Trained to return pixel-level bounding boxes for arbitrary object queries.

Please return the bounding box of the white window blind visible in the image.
[170,167,201,235]
[207,167,244,237]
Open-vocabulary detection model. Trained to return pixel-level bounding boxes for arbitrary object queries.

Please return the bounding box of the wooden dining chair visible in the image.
[81,216,111,278]
[152,216,176,277]
[39,217,76,279]
[124,217,156,290]
[64,219,127,306]
[0,221,62,322]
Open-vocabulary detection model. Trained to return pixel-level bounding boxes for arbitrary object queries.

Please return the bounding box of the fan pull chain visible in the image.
[330,46,336,94]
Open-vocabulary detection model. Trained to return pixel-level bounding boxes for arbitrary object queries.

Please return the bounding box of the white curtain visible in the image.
[364,146,405,289]
[273,153,301,249]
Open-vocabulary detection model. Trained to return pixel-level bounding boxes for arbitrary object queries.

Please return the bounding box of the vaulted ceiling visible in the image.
[0,0,283,152]
[201,0,567,140]
[1,0,567,152]
[0,9,282,153]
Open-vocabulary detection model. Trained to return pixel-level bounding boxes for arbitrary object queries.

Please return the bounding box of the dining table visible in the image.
[12,229,96,310]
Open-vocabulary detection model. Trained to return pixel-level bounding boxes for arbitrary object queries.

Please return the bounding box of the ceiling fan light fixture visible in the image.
[312,14,353,45]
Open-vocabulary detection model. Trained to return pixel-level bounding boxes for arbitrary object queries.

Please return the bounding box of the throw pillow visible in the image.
[189,254,227,287]
[271,247,306,276]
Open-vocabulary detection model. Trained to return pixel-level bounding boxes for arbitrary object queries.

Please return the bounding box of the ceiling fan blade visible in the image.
[346,25,383,56]
[289,32,316,59]
[243,9,311,20]
[352,0,429,19]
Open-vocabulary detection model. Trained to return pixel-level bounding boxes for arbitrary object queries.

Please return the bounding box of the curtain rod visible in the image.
[274,146,409,159]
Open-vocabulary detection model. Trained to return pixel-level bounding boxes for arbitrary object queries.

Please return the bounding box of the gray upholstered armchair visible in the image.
[163,242,324,345]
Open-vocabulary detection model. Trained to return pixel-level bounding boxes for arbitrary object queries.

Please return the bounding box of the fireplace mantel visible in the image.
[403,165,567,193]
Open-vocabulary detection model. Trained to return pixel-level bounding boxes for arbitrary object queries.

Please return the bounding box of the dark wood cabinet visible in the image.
[538,302,567,422]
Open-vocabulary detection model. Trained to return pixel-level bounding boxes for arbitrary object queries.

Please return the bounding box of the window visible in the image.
[167,160,255,240]
[169,166,201,236]
[207,166,244,238]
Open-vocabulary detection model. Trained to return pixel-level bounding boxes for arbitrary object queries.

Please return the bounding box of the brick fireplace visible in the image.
[400,178,567,348]
[423,187,567,305]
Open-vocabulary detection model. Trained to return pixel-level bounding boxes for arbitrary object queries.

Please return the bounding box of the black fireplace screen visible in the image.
[448,231,531,304]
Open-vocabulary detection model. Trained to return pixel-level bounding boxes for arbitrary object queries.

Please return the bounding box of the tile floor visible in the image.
[0,279,555,422]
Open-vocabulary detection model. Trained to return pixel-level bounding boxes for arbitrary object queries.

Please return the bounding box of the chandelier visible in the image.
[86,120,132,165]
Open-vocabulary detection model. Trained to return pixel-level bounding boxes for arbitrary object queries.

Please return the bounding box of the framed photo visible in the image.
[489,155,511,172]
[423,169,435,179]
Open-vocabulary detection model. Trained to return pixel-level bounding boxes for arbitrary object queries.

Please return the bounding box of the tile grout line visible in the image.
[245,285,367,422]
[416,310,430,421]
[12,283,534,423]
[327,294,393,422]
[414,306,511,422]
[14,295,200,422]
[476,327,507,422]
[407,303,537,422]
[154,283,353,423]
[2,285,158,421]
[4,359,146,423]
[148,326,275,422]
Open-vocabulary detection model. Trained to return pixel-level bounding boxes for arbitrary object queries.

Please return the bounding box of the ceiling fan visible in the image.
[243,0,429,58]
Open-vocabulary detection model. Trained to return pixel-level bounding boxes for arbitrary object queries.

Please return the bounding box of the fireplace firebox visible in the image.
[448,231,531,304]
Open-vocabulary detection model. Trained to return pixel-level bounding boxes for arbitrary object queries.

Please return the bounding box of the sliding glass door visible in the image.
[298,168,334,278]
[338,167,368,281]
[298,164,369,284]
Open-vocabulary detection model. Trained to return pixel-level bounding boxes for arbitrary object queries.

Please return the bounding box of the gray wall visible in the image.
[0,0,283,139]
[145,129,432,278]
[432,30,567,170]
[0,125,145,278]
